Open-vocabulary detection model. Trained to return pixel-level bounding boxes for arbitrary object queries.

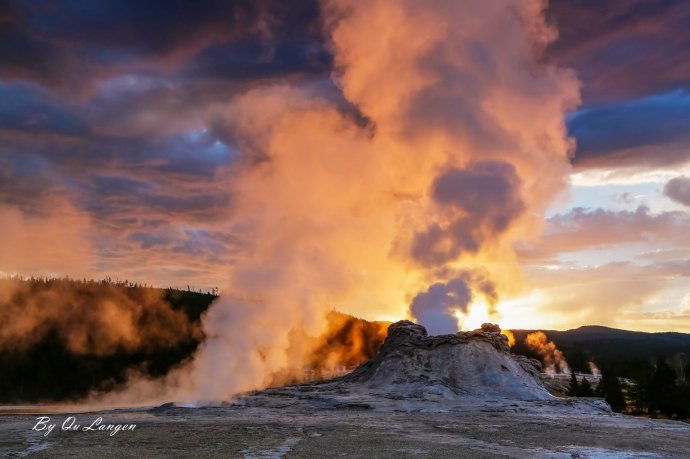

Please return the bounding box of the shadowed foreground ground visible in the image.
[1,397,689,458]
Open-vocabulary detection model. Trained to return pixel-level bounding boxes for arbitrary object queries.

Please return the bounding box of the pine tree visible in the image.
[649,360,678,415]
[568,370,579,396]
[596,367,626,412]
[580,377,594,397]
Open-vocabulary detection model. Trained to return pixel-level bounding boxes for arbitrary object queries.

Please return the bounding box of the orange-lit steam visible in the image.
[112,0,581,403]
[270,312,390,385]
[525,331,569,374]
[503,329,516,348]
[302,312,389,377]
[0,278,200,355]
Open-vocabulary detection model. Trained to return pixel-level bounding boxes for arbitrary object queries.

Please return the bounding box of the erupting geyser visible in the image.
[102,0,581,405]
[179,0,580,403]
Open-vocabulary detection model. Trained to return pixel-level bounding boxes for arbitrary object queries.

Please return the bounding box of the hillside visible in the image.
[0,278,387,403]
[3,277,690,405]
[511,326,690,378]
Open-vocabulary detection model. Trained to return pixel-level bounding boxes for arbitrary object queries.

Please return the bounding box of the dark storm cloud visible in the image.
[0,124,237,286]
[0,0,68,85]
[0,152,67,212]
[411,161,525,266]
[89,174,231,220]
[0,0,325,90]
[129,227,238,260]
[0,83,87,136]
[664,176,690,207]
[184,39,329,81]
[547,0,690,105]
[546,1,690,170]
[569,90,690,168]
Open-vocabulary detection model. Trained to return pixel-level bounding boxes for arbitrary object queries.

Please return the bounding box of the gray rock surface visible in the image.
[339,320,551,401]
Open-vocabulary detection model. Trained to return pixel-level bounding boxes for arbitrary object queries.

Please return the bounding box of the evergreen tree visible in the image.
[596,367,626,412]
[649,359,678,415]
[568,370,579,396]
[580,377,594,397]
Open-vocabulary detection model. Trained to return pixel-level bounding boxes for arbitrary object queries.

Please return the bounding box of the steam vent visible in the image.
[339,321,551,400]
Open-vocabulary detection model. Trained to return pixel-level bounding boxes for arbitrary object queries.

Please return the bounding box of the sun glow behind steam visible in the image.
[89,0,582,403]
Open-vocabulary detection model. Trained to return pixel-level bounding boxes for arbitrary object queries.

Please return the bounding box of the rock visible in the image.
[339,321,552,400]
[480,323,502,333]
[147,402,176,413]
[541,374,570,395]
[514,355,543,378]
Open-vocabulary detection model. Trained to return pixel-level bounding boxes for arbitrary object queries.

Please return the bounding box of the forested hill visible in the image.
[511,326,690,375]
[0,277,387,403]
[2,276,690,404]
[0,277,217,402]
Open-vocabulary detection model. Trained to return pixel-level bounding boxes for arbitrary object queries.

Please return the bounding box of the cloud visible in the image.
[0,74,241,288]
[518,206,690,261]
[410,278,471,335]
[515,203,690,331]
[569,91,690,169]
[546,1,690,172]
[623,292,690,325]
[0,200,93,276]
[411,161,525,266]
[0,0,326,92]
[664,176,690,206]
[521,261,690,331]
[546,0,690,105]
[0,0,336,291]
[0,82,88,136]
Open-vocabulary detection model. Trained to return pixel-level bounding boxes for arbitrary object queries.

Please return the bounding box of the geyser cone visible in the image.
[341,321,550,400]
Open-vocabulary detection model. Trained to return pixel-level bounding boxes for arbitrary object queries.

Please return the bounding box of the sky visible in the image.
[1,0,690,333]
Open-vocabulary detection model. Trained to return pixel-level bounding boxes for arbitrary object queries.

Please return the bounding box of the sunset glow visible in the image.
[2,2,690,405]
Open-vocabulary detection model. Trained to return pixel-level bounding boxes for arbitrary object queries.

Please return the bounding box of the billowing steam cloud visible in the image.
[525,331,569,374]
[410,270,498,334]
[410,279,472,335]
[168,0,581,402]
[0,279,199,355]
[412,161,525,266]
[93,0,580,403]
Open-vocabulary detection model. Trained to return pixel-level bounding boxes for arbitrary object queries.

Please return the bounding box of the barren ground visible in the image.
[2,389,689,458]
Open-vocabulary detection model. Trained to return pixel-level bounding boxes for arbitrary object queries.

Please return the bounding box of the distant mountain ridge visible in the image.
[510,326,690,375]
[2,276,689,401]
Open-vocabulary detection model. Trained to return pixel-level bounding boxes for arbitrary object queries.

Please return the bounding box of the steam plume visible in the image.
[179,0,580,401]
[112,0,580,402]
[525,331,569,374]
[503,329,516,347]
[0,278,200,355]
[588,361,600,377]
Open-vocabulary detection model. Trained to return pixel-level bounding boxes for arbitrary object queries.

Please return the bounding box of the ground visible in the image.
[1,392,689,458]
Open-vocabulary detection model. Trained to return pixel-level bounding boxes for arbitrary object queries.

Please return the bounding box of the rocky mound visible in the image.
[339,321,550,400]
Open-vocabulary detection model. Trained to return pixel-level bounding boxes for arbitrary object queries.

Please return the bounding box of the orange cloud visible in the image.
[0,200,93,277]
